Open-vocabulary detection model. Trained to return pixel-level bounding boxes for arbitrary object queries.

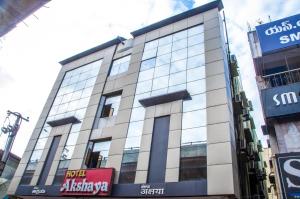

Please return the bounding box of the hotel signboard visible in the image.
[60,168,114,196]
[256,13,300,54]
[276,153,300,199]
[261,82,300,118]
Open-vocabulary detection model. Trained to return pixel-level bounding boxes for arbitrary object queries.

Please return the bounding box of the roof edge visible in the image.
[59,36,126,65]
[131,0,223,37]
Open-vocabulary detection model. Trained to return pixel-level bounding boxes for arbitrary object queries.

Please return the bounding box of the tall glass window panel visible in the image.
[187,66,205,82]
[86,140,111,168]
[187,54,205,69]
[182,109,207,129]
[119,149,139,184]
[110,55,131,76]
[23,59,102,185]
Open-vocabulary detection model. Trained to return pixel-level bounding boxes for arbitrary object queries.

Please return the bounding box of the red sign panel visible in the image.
[60,168,114,196]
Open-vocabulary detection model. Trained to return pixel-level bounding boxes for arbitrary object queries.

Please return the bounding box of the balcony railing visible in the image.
[261,68,300,89]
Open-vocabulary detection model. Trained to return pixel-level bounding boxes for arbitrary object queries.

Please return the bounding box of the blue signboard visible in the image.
[256,13,300,55]
[276,152,300,199]
[261,82,300,118]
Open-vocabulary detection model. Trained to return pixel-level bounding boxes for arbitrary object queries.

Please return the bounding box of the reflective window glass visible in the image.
[66,132,79,146]
[127,121,144,137]
[168,84,186,93]
[188,25,204,36]
[144,40,159,50]
[152,76,169,90]
[157,44,172,56]
[188,44,204,57]
[173,30,187,41]
[159,35,172,46]
[136,80,152,94]
[182,110,207,129]
[187,79,206,95]
[187,66,205,82]
[171,48,187,62]
[172,38,187,51]
[61,145,75,160]
[151,88,168,96]
[34,138,48,150]
[181,127,207,144]
[187,54,205,69]
[188,33,204,46]
[130,107,145,122]
[142,49,157,60]
[154,64,170,78]
[124,136,142,149]
[169,71,186,86]
[140,58,156,71]
[170,59,186,74]
[138,68,154,82]
[183,94,206,112]
[156,53,171,67]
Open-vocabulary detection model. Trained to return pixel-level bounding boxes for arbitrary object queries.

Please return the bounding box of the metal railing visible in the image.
[262,68,300,89]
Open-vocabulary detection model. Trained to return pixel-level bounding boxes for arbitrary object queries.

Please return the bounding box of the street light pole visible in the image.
[1,110,29,163]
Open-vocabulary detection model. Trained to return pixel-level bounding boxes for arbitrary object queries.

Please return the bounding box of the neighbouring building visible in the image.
[0,150,21,198]
[8,0,265,198]
[262,144,278,199]
[248,13,300,199]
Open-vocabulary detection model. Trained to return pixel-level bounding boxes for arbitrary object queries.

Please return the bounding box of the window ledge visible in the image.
[139,89,190,107]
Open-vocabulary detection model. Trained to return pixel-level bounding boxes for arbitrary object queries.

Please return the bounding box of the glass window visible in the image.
[154,64,170,78]
[66,132,79,146]
[130,107,145,122]
[34,138,48,150]
[142,49,157,60]
[119,149,139,184]
[30,150,43,163]
[187,79,206,95]
[182,109,207,129]
[151,88,168,96]
[188,33,204,46]
[101,95,122,117]
[53,160,70,185]
[188,25,204,36]
[125,136,142,149]
[159,35,172,46]
[171,48,187,62]
[187,66,205,82]
[127,121,144,137]
[157,44,172,56]
[187,54,205,69]
[86,140,111,168]
[156,53,171,67]
[188,44,204,57]
[183,94,206,112]
[61,145,75,160]
[136,80,152,94]
[144,40,159,50]
[152,76,169,90]
[140,58,156,71]
[168,84,186,93]
[169,71,186,86]
[180,143,207,181]
[138,68,154,82]
[172,38,187,51]
[173,30,187,41]
[133,92,150,108]
[181,127,207,144]
[170,59,186,74]
[110,55,131,76]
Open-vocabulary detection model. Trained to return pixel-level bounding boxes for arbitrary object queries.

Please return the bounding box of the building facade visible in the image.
[248,13,300,199]
[8,0,265,198]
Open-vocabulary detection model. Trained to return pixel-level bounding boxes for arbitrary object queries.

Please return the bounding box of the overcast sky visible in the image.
[0,0,299,157]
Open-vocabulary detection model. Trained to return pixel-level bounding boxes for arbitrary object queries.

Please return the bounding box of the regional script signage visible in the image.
[60,168,114,196]
[256,13,300,54]
[261,82,300,118]
[276,153,300,199]
[140,184,165,196]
